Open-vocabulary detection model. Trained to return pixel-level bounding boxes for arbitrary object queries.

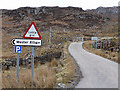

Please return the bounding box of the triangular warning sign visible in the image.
[23,22,41,39]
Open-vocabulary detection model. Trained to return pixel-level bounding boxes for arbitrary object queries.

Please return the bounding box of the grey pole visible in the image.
[16,53,19,82]
[49,27,51,45]
[96,40,97,49]
[82,37,84,42]
[31,47,34,83]
[91,41,93,51]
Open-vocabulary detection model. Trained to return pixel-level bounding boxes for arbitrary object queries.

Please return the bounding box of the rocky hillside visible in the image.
[1,6,118,60]
[2,6,109,34]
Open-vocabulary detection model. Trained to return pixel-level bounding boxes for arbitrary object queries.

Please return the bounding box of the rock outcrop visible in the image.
[87,6,118,17]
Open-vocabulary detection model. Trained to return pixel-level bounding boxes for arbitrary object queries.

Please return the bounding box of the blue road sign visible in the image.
[15,46,21,53]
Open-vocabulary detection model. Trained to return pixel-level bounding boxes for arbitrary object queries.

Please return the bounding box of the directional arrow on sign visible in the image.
[11,39,42,46]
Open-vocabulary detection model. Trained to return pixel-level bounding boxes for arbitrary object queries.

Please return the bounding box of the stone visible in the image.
[55,83,67,88]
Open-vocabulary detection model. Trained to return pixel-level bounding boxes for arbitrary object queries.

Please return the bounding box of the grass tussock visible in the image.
[2,63,56,88]
[2,42,76,88]
[56,42,76,86]
[49,58,58,67]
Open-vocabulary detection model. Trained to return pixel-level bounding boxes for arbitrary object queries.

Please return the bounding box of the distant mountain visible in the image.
[87,6,118,17]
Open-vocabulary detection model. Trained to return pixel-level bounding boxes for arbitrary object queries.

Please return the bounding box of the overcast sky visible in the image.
[0,0,119,10]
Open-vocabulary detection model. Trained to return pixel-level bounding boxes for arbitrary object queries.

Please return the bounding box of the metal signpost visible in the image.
[31,47,34,83]
[91,41,93,50]
[23,22,42,84]
[82,37,84,42]
[14,46,21,82]
[11,22,42,84]
[49,27,52,45]
[91,37,98,50]
[17,52,19,82]
[95,37,98,49]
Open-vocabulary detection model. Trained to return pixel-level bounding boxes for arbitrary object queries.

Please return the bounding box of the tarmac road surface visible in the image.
[68,42,118,88]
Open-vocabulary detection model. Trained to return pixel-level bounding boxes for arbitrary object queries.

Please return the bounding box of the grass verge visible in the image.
[83,41,119,63]
[2,42,77,88]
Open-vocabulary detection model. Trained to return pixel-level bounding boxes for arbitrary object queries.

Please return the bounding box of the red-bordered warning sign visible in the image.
[23,22,41,39]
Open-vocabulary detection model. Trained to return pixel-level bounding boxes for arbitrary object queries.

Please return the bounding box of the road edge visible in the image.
[68,43,83,88]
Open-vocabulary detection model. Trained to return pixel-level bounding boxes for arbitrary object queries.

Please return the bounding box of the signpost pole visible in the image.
[82,37,83,42]
[91,41,93,51]
[31,47,34,84]
[96,40,97,49]
[16,53,19,82]
[49,27,51,45]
